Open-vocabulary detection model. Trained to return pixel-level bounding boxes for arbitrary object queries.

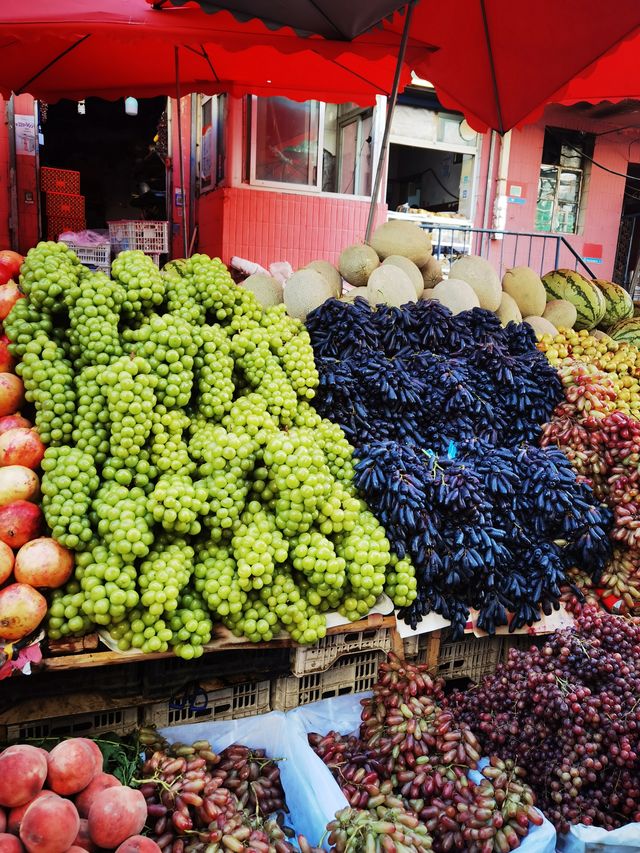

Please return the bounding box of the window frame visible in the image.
[246,95,377,199]
[535,128,594,235]
[336,106,374,197]
[197,93,225,194]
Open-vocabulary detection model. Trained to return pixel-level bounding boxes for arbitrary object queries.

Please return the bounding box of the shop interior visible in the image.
[386,143,474,217]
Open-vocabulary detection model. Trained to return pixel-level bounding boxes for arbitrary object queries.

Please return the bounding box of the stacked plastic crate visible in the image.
[41,167,86,239]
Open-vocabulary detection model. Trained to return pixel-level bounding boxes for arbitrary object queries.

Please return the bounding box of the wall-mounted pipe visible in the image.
[491,130,511,240]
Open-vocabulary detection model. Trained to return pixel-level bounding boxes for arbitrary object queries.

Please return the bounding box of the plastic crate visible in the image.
[435,636,502,682]
[291,626,392,676]
[403,634,420,659]
[272,650,383,711]
[48,216,86,241]
[41,166,80,194]
[59,238,110,273]
[142,680,271,728]
[46,192,85,219]
[5,706,139,742]
[108,220,168,254]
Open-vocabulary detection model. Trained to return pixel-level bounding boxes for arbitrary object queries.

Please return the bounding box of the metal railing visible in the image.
[423,225,595,280]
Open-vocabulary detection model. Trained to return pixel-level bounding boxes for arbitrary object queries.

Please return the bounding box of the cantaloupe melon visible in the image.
[495,292,522,326]
[543,299,577,330]
[449,255,501,311]
[421,256,443,289]
[241,273,283,307]
[283,269,335,320]
[524,315,559,337]
[382,255,424,298]
[432,279,480,315]
[338,244,379,287]
[340,287,369,303]
[366,266,417,308]
[501,267,547,317]
[304,260,342,298]
[421,288,437,301]
[368,220,432,267]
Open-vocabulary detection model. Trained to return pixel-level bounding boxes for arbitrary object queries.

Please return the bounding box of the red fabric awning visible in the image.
[0,1,640,132]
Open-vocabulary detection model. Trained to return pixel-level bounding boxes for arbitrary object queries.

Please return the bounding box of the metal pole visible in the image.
[175,47,190,258]
[365,2,414,242]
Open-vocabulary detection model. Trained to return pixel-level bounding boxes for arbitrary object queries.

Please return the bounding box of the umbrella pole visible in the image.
[175,47,190,258]
[365,2,414,242]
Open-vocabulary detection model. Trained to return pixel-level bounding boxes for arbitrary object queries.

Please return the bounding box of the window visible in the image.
[198,94,225,192]
[248,96,375,196]
[535,128,594,234]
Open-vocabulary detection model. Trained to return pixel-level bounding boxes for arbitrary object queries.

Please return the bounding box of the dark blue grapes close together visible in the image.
[306,298,613,636]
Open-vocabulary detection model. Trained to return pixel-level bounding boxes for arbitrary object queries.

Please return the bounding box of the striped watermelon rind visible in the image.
[593,279,633,329]
[541,269,606,331]
[608,317,640,345]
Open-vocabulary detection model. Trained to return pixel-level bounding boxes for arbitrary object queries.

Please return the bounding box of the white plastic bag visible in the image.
[557,823,640,853]
[287,694,557,853]
[159,711,333,846]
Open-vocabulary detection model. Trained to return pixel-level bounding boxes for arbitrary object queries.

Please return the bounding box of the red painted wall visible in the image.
[198,186,386,269]
[0,101,11,250]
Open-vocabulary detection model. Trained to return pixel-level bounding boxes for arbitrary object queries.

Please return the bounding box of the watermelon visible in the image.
[541,269,606,331]
[592,279,633,328]
[608,316,640,346]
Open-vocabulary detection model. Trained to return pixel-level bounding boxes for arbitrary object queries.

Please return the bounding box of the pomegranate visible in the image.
[0,468,40,507]
[0,416,32,436]
[0,583,46,641]
[0,430,45,470]
[0,541,14,584]
[0,252,23,282]
[0,375,24,418]
[0,502,42,548]
[14,538,73,589]
[0,282,24,322]
[0,340,15,374]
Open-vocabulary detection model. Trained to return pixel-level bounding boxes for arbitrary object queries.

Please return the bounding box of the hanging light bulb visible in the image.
[77,100,86,115]
[124,97,138,116]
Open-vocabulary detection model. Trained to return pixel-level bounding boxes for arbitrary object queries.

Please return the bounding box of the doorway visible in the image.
[613,163,640,289]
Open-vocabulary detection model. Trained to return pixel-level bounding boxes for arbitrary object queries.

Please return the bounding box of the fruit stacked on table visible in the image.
[0,737,155,853]
[2,243,419,655]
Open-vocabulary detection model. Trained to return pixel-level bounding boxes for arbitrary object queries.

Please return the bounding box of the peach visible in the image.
[74,774,120,819]
[115,838,161,853]
[7,795,52,836]
[47,741,99,797]
[0,747,47,808]
[19,795,79,853]
[73,742,102,778]
[87,788,146,849]
[71,820,95,853]
[0,833,23,853]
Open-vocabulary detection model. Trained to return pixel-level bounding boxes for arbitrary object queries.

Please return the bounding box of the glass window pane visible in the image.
[357,114,373,196]
[339,121,358,194]
[254,97,319,185]
[322,104,338,192]
[554,202,578,234]
[558,169,581,203]
[200,98,214,190]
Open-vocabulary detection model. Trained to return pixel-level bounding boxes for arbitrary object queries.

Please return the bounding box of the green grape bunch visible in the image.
[19,240,81,312]
[41,446,99,549]
[111,250,165,318]
[17,335,76,445]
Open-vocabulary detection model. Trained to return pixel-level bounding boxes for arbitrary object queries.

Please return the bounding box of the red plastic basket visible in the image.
[47,216,86,241]
[40,167,81,195]
[46,192,85,219]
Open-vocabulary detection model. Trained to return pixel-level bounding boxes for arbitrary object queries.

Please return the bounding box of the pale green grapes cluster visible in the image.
[291,531,346,608]
[67,271,124,366]
[17,336,76,444]
[111,250,165,318]
[193,542,247,619]
[149,405,194,475]
[170,590,213,660]
[72,365,110,464]
[195,426,255,537]
[78,546,139,625]
[163,265,206,326]
[19,240,80,311]
[384,554,418,607]
[93,482,154,562]
[193,324,235,420]
[107,608,173,653]
[138,538,194,616]
[225,592,279,642]
[47,580,95,639]
[4,298,55,359]
[336,509,392,621]
[148,473,209,535]
[102,355,157,465]
[41,446,98,549]
[123,313,196,408]
[231,503,288,591]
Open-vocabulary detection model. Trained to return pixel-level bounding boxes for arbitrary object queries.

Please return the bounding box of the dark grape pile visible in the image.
[306,298,612,635]
[450,607,640,832]
[309,654,544,853]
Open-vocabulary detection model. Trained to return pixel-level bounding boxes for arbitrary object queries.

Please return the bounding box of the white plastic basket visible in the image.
[59,238,111,273]
[108,220,168,254]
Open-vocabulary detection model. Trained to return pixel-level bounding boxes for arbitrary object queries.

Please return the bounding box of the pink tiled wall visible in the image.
[481,106,631,280]
[198,186,386,269]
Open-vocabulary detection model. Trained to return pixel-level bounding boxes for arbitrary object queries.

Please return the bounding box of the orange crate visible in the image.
[46,192,85,219]
[47,216,86,241]
[41,167,80,194]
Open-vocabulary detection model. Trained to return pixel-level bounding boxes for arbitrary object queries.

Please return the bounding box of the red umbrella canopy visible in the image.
[0,0,427,105]
[164,0,640,132]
